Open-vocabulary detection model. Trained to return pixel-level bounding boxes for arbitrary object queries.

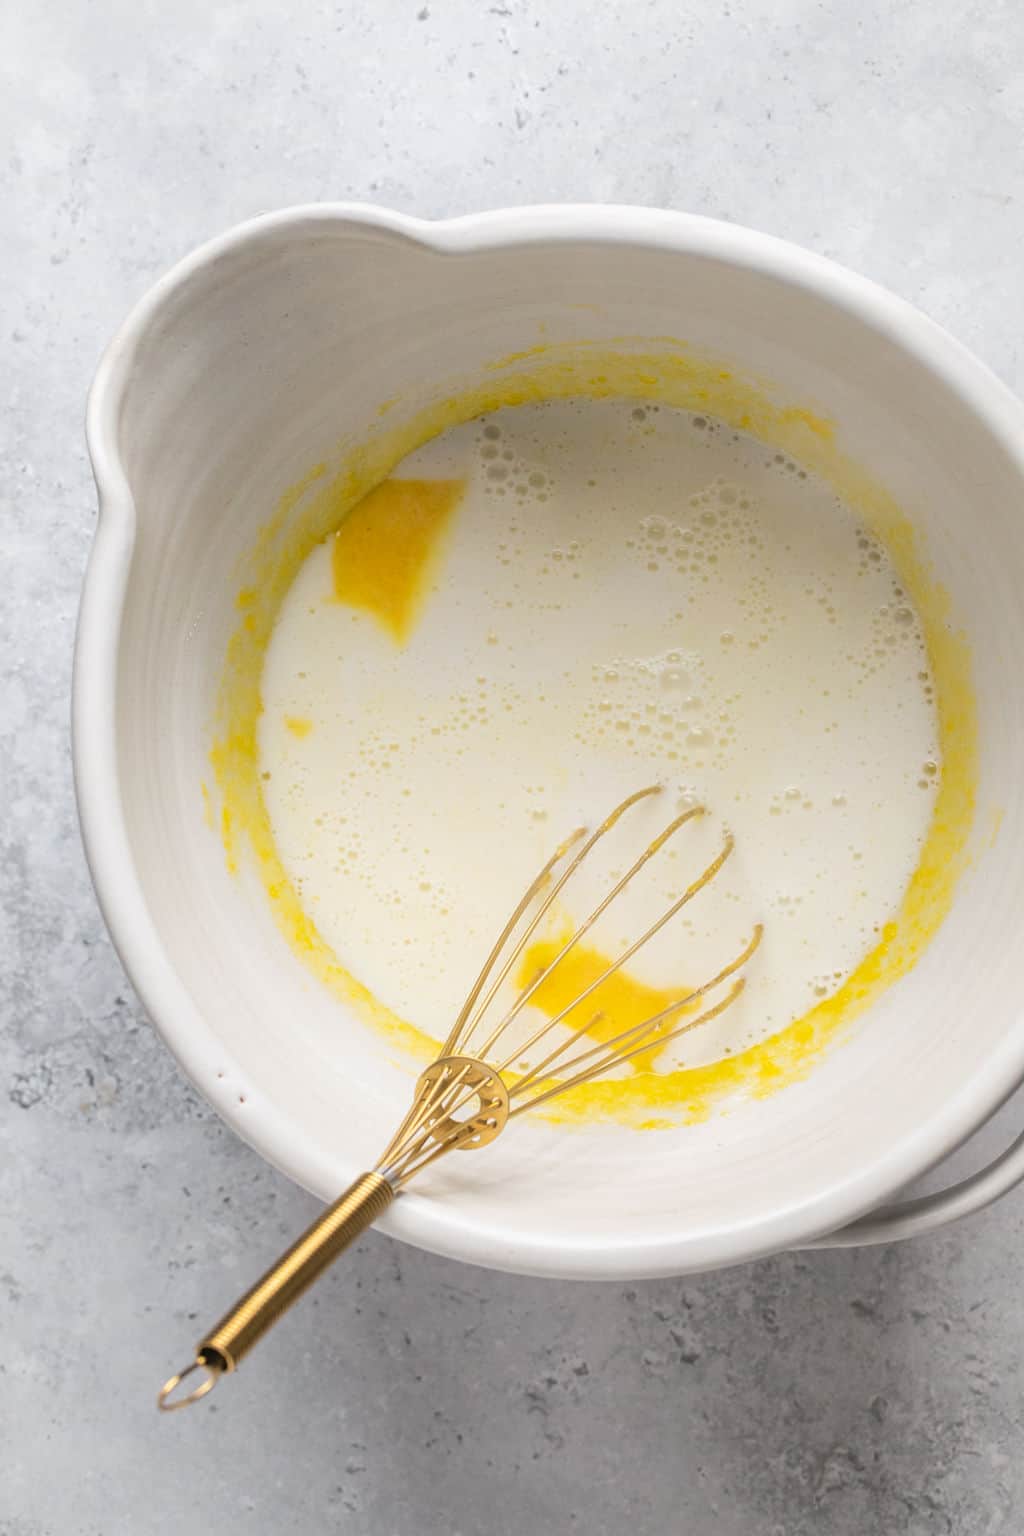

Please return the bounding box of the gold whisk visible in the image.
[159,785,761,1410]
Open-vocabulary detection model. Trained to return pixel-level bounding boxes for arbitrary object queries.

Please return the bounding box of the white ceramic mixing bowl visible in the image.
[76,205,1024,1276]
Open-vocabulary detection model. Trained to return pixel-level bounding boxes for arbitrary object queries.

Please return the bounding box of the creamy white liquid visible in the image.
[260,400,938,1068]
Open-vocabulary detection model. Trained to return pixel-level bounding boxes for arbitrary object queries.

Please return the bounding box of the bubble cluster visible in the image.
[476,418,552,505]
[620,475,768,591]
[766,450,809,480]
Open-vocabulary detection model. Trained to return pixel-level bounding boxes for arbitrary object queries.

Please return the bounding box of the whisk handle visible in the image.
[158,1171,394,1410]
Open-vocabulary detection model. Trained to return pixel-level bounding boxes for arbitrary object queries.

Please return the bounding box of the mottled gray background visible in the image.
[3,2,1024,1532]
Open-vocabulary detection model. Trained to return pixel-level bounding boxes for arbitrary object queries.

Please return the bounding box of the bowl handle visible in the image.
[801,1125,1024,1248]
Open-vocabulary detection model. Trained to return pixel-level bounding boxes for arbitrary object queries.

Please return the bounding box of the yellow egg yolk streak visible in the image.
[517,937,698,1077]
[331,477,465,643]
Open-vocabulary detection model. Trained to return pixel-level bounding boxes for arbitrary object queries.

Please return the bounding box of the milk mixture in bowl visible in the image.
[217,393,966,1124]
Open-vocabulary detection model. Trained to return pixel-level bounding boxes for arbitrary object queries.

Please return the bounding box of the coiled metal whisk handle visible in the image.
[158,1171,394,1410]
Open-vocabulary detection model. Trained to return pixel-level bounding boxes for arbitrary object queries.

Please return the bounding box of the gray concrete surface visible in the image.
[3,2,1024,1531]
